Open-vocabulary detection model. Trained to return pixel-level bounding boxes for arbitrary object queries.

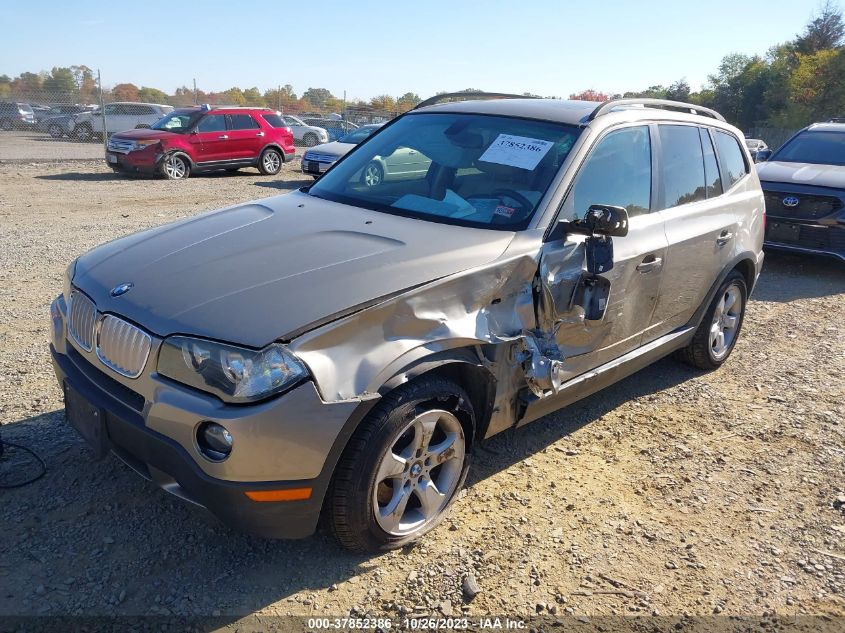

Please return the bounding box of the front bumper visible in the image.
[301,159,335,176]
[762,183,845,261]
[49,294,364,538]
[105,149,158,174]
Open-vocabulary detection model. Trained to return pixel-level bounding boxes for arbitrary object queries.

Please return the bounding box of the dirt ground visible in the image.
[0,161,843,623]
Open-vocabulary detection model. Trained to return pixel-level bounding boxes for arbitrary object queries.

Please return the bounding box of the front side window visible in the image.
[713,130,749,188]
[229,114,260,130]
[659,125,706,208]
[561,125,651,220]
[771,130,845,167]
[309,113,581,230]
[196,114,227,133]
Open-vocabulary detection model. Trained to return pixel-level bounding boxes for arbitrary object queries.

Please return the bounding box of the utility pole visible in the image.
[343,90,346,120]
[97,68,107,154]
[193,78,198,105]
[278,84,281,112]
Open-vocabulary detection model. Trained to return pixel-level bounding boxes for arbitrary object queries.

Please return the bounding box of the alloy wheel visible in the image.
[262,151,281,173]
[163,156,187,179]
[710,284,742,360]
[363,163,382,187]
[372,409,465,536]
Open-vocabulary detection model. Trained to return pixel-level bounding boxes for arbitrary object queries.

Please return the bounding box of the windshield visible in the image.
[309,113,580,230]
[152,110,204,133]
[772,130,845,166]
[339,126,378,144]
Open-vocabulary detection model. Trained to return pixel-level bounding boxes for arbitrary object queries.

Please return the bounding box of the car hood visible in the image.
[73,191,515,347]
[110,128,180,140]
[757,161,845,189]
[306,141,355,158]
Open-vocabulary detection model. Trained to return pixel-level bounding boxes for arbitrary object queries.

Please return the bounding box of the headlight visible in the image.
[132,139,160,151]
[63,259,77,301]
[157,336,308,403]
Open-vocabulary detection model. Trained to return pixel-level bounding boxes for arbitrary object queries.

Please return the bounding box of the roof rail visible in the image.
[827,116,845,123]
[587,98,726,123]
[414,91,536,110]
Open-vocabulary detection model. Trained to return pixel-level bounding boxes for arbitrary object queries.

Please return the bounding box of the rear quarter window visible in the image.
[262,114,286,128]
[713,130,749,189]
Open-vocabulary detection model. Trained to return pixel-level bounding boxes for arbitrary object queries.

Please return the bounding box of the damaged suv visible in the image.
[50,94,764,552]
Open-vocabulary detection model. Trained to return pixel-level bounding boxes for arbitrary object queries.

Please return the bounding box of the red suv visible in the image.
[105,106,296,179]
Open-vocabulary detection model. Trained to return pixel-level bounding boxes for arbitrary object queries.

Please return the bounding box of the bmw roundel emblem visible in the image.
[110,282,134,297]
[782,196,800,208]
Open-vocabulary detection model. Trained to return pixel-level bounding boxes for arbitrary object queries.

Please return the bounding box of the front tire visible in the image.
[258,148,283,175]
[74,123,93,142]
[48,124,64,138]
[303,133,319,147]
[677,270,747,370]
[329,377,474,552]
[362,161,384,187]
[160,153,191,180]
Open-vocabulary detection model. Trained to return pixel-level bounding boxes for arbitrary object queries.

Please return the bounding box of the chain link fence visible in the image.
[0,73,405,161]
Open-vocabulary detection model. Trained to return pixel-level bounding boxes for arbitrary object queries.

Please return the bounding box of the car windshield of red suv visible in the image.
[151,110,204,133]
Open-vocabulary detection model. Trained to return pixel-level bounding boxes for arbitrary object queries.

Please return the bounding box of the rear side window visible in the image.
[700,128,723,198]
[197,114,226,133]
[262,113,286,128]
[713,130,749,189]
[563,125,652,219]
[229,114,260,130]
[658,125,706,208]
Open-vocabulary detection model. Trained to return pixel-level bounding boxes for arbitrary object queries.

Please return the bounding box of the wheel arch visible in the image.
[687,251,759,330]
[260,143,286,161]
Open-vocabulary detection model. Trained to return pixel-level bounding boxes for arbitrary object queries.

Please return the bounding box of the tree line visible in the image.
[567,2,845,131]
[2,3,843,127]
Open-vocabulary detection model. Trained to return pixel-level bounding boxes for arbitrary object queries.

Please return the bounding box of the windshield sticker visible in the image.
[493,204,516,218]
[479,134,554,171]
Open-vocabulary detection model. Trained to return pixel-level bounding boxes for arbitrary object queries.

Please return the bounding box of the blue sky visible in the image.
[1,0,838,101]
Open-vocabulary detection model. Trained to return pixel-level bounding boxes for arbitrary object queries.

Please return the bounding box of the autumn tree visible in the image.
[568,89,610,102]
[111,83,140,102]
[370,94,397,111]
[302,87,334,109]
[138,86,169,104]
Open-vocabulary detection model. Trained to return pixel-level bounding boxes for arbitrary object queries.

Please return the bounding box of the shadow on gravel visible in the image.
[0,358,694,618]
[468,357,695,484]
[755,250,845,302]
[253,180,309,191]
[35,172,122,182]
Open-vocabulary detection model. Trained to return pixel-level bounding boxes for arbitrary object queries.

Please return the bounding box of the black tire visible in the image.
[1,118,13,131]
[328,376,474,552]
[47,124,64,138]
[74,123,93,142]
[303,133,319,147]
[361,161,384,187]
[676,270,747,370]
[160,153,191,180]
[258,148,283,175]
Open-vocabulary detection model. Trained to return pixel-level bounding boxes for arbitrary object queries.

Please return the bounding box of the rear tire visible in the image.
[328,376,474,552]
[303,133,319,147]
[48,124,64,138]
[74,123,93,142]
[258,148,283,175]
[676,270,747,370]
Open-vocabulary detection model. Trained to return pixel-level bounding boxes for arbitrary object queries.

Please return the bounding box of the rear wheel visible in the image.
[74,123,93,142]
[303,133,319,147]
[258,148,283,175]
[160,154,190,180]
[329,377,473,552]
[48,124,64,138]
[676,270,747,370]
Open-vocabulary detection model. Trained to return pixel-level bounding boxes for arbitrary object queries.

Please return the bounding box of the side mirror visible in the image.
[755,149,772,163]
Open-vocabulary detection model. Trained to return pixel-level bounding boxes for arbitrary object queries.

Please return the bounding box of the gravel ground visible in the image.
[0,161,844,622]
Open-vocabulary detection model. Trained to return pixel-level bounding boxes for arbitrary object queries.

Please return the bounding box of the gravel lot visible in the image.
[0,161,843,623]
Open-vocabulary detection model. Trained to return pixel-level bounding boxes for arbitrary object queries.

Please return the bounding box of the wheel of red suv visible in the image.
[161,153,191,180]
[258,148,283,175]
[329,376,473,552]
[74,123,92,142]
[677,270,747,370]
[303,133,319,147]
[362,161,383,187]
[48,124,64,138]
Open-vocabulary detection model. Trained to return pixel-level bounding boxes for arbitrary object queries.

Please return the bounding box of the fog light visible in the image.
[197,421,233,461]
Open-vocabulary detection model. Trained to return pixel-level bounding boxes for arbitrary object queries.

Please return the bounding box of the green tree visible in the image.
[302,87,334,109]
[43,67,78,99]
[665,79,691,102]
[222,87,246,105]
[396,92,421,112]
[138,86,169,104]
[795,0,844,54]
[242,87,265,106]
[370,94,396,111]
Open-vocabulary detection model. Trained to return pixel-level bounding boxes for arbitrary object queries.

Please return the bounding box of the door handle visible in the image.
[716,231,734,247]
[636,255,663,273]
[256,132,265,137]
[218,134,228,139]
